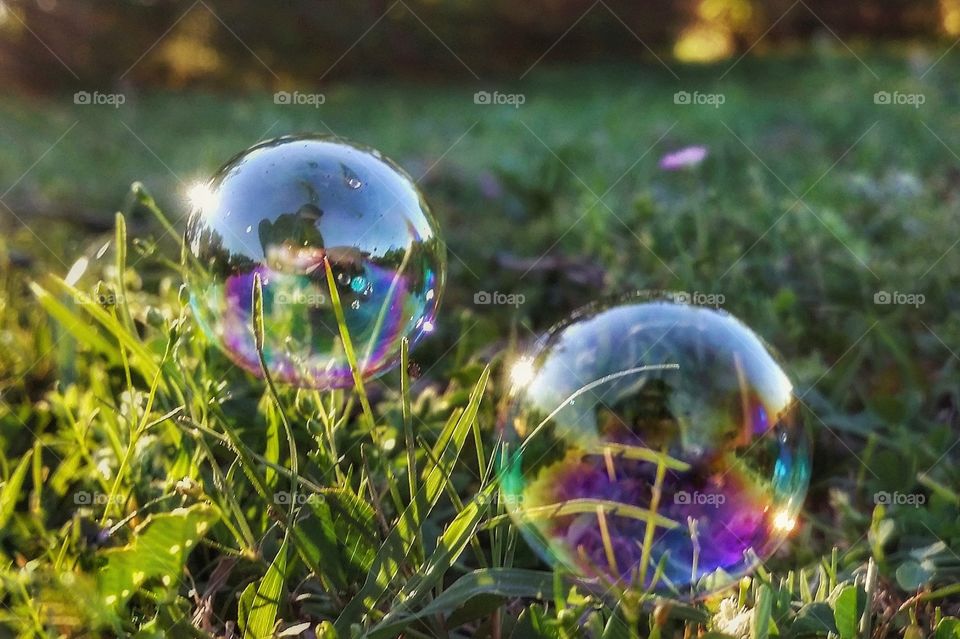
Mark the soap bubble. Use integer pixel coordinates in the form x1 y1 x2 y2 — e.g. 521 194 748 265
184 135 445 388
499 295 810 597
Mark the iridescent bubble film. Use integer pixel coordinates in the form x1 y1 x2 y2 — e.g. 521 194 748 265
500 296 810 596
184 135 445 388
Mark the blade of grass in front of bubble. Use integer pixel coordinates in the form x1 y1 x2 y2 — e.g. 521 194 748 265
322 256 376 431
359 242 413 371
486 498 678 530
322 258 406 511
253 273 299 527
311 389 345 484
638 447 669 588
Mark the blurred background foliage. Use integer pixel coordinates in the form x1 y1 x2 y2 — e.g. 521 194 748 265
2 0 960 91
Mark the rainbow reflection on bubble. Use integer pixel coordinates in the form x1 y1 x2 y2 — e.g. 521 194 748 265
184 135 445 388
499 296 810 597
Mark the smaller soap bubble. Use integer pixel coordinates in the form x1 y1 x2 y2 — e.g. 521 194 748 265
499 294 810 597
184 135 445 388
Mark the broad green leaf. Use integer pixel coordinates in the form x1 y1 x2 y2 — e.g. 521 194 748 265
98 504 218 609
896 559 935 590
317 487 379 574
788 602 837 637
237 582 257 636
936 618 960 639
263 399 280 490
832 585 861 639
244 537 290 639
291 488 378 591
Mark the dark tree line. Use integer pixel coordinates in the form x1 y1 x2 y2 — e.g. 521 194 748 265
0 0 947 92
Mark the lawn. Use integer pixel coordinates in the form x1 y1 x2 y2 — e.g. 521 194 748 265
1 52 959 637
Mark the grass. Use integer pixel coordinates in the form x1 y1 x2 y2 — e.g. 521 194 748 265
1 49 960 637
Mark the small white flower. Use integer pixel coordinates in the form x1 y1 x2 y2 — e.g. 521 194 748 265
713 597 752 638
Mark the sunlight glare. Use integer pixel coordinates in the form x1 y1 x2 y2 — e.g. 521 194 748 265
509 357 535 389
772 510 797 533
186 180 219 217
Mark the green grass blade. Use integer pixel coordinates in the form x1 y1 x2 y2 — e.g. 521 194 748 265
243 535 290 639
0 449 33 530
367 567 553 639
335 365 490 631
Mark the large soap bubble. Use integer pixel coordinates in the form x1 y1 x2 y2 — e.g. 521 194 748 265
499 295 810 596
184 135 445 388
